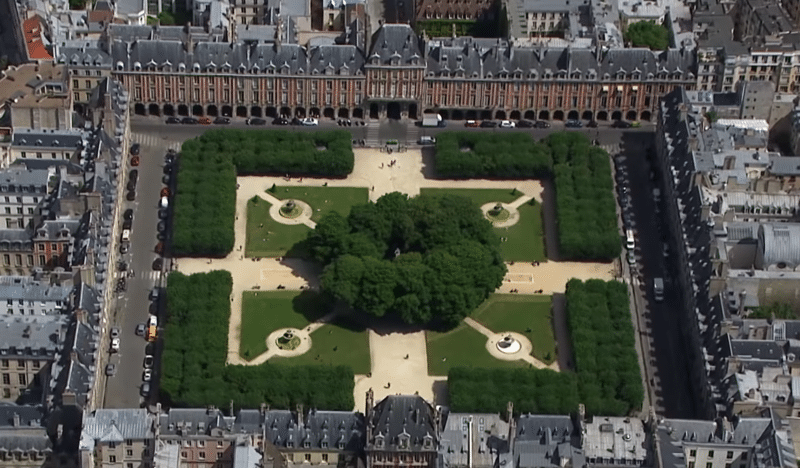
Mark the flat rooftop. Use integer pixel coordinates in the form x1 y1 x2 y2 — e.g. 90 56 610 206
0 63 68 109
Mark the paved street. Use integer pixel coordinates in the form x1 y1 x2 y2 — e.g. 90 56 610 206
103 137 179 409
615 132 697 419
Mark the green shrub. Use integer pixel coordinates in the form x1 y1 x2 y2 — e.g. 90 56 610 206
162 271 355 410
434 132 552 179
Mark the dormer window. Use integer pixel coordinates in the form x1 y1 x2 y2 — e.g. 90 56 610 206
337 441 345 449
321 441 328 448
423 436 433 449
398 435 409 450
375 435 384 449
304 441 311 448
133 62 142 71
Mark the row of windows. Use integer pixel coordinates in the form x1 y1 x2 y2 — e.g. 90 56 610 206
2 197 38 204
425 94 652 108
1 373 30 385
1 254 60 267
180 450 225 460
19 151 68 159
1 360 35 368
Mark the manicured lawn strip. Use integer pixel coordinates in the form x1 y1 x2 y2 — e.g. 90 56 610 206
472 294 555 363
272 318 371 374
269 186 369 222
419 188 520 206
426 325 528 376
245 198 311 257
238 291 328 359
499 201 545 262
162 271 354 410
419 188 546 262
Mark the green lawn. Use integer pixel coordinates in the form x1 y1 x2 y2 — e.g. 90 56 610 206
426 325 529 376
419 188 545 262
268 186 369 222
245 197 311 258
239 290 329 359
272 317 371 374
473 294 555 364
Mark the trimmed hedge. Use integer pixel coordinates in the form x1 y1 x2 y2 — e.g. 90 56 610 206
448 367 578 414
172 129 354 256
161 271 355 410
567 278 643 415
548 132 621 260
434 132 552 179
448 279 642 416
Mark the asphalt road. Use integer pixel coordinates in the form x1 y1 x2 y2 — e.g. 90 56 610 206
0 0 27 65
103 142 168 409
617 132 697 419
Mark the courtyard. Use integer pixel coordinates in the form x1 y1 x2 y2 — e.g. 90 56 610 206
172 146 617 411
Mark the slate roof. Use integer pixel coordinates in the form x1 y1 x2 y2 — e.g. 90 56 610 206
438 413 510 468
367 24 423 66
81 409 154 450
13 128 85 150
0 316 66 358
0 404 45 427
159 408 235 436
55 40 113 68
424 37 694 79
265 409 364 452
234 444 263 468
769 157 800 176
729 339 784 360
759 223 800 268
368 395 437 451
0 277 72 303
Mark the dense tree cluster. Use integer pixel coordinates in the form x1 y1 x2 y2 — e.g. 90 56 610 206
304 192 507 327
448 367 578 414
434 132 552 179
172 140 237 256
566 279 643 415
548 132 621 260
172 129 354 256
625 21 670 50
161 271 355 410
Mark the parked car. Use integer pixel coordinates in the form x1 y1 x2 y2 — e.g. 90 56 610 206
130 156 140 166
157 221 166 232
499 120 515 128
418 136 436 145
143 355 154 369
612 120 632 128
464 120 479 127
119 241 130 254
662 243 669 257
152 258 163 270
155 241 164 254
122 219 132 230
291 117 303 125
126 191 136 201
143 369 152 382
301 117 319 126
140 382 150 397
160 197 169 209
123 209 133 221
110 338 120 352
165 117 181 124
565 119 583 128
516 120 534 128
198 116 211 125
587 120 599 128
181 117 199 124
213 116 231 124
135 323 146 336
126 180 136 191
160 187 170 198
129 170 138 182
626 250 636 265
130 143 140 156
105 364 116 376
270 117 288 125
111 327 120 339
158 209 168 219
480 120 498 128
534 120 550 128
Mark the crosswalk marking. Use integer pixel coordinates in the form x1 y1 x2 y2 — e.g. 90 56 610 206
365 122 380 145
131 132 182 152
599 144 620 155
113 270 163 282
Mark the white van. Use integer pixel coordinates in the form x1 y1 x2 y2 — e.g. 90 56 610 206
625 229 635 250
160 197 169 209
121 229 131 242
653 278 665 302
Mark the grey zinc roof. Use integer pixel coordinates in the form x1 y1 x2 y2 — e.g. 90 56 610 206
0 404 45 427
0 165 49 192
0 316 66 355
13 128 85 150
307 45 364 75
234 444 262 468
522 0 573 12
368 24 423 66
265 409 364 451
55 41 113 68
82 409 153 444
514 415 582 468
0 434 52 452
0 277 72 303
234 409 263 434
729 339 784 360
759 223 800 268
769 157 800 176
369 395 436 450
438 413 510 468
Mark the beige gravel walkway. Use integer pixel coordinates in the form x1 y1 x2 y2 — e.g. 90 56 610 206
173 148 616 408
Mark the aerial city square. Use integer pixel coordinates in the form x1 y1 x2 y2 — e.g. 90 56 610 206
0 0 799 464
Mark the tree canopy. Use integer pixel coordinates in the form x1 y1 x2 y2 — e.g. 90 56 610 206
625 20 670 50
304 192 507 327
